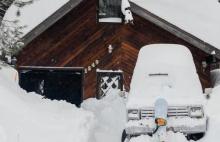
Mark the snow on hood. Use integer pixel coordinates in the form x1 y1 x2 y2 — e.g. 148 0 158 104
3 0 69 36
131 0 220 50
0 66 94 142
127 44 204 108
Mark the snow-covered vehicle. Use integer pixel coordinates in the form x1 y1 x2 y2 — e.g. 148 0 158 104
122 44 208 141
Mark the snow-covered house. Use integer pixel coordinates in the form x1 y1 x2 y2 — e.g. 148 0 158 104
5 0 220 104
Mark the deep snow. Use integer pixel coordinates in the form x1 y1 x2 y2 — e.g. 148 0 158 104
0 64 126 142
131 0 220 50
1 63 220 142
0 64 95 142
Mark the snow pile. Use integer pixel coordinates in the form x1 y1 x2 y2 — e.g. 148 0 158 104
0 66 95 142
131 0 220 49
82 90 127 142
128 44 204 108
4 0 69 35
203 85 220 142
206 85 220 117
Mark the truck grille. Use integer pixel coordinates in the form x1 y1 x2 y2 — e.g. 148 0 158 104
140 106 189 119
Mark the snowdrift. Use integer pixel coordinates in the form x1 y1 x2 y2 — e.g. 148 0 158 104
0 66 95 142
82 90 127 142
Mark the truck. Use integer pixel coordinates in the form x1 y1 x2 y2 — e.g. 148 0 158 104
122 44 208 142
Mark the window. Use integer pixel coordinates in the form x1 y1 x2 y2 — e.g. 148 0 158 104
98 0 123 23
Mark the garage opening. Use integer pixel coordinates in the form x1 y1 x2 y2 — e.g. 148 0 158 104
18 66 84 106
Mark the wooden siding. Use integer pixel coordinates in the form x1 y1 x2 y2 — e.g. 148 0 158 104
17 0 211 99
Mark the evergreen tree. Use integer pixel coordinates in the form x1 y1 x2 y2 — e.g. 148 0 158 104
0 0 34 64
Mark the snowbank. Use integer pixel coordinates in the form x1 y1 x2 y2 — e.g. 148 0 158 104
4 0 69 35
81 90 127 142
0 65 128 142
0 66 95 142
131 0 220 49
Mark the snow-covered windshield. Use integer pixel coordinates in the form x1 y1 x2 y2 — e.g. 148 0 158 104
127 44 203 107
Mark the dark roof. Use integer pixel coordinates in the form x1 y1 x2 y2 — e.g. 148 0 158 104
22 0 83 46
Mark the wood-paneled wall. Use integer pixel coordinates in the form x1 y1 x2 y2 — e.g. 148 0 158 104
17 0 211 99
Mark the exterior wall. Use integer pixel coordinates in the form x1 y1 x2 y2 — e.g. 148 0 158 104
17 0 211 99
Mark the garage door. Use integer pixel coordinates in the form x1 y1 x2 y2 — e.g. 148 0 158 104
18 66 84 106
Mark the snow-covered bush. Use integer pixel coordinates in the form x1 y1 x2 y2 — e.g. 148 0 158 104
0 0 35 63
0 20 25 63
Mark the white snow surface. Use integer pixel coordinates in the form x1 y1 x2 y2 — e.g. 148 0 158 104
3 0 69 35
131 0 220 50
0 66 95 142
0 65 127 142
81 90 127 142
127 44 204 108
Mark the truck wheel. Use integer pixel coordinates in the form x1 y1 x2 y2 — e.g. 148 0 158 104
186 133 205 141
121 129 130 142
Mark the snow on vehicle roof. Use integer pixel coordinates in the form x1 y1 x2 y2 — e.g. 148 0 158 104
131 0 220 50
127 44 204 108
3 0 69 35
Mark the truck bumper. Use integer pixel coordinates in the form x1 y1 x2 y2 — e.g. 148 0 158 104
125 117 207 135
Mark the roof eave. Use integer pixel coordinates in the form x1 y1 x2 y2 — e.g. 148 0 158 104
130 2 220 59
21 0 83 47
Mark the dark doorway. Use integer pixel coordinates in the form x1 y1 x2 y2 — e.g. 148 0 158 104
18 66 84 106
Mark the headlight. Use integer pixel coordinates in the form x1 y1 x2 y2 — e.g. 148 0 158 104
127 109 140 120
189 106 204 118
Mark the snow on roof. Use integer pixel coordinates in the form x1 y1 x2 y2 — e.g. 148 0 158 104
3 0 69 35
131 0 220 50
127 44 204 108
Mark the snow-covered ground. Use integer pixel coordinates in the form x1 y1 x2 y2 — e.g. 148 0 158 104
0 64 95 142
131 0 220 50
1 62 220 142
0 64 126 142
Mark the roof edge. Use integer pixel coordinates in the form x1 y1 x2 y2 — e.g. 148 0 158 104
21 0 83 46
131 2 220 59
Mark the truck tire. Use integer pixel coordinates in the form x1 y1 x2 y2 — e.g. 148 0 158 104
121 129 130 142
186 133 205 141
